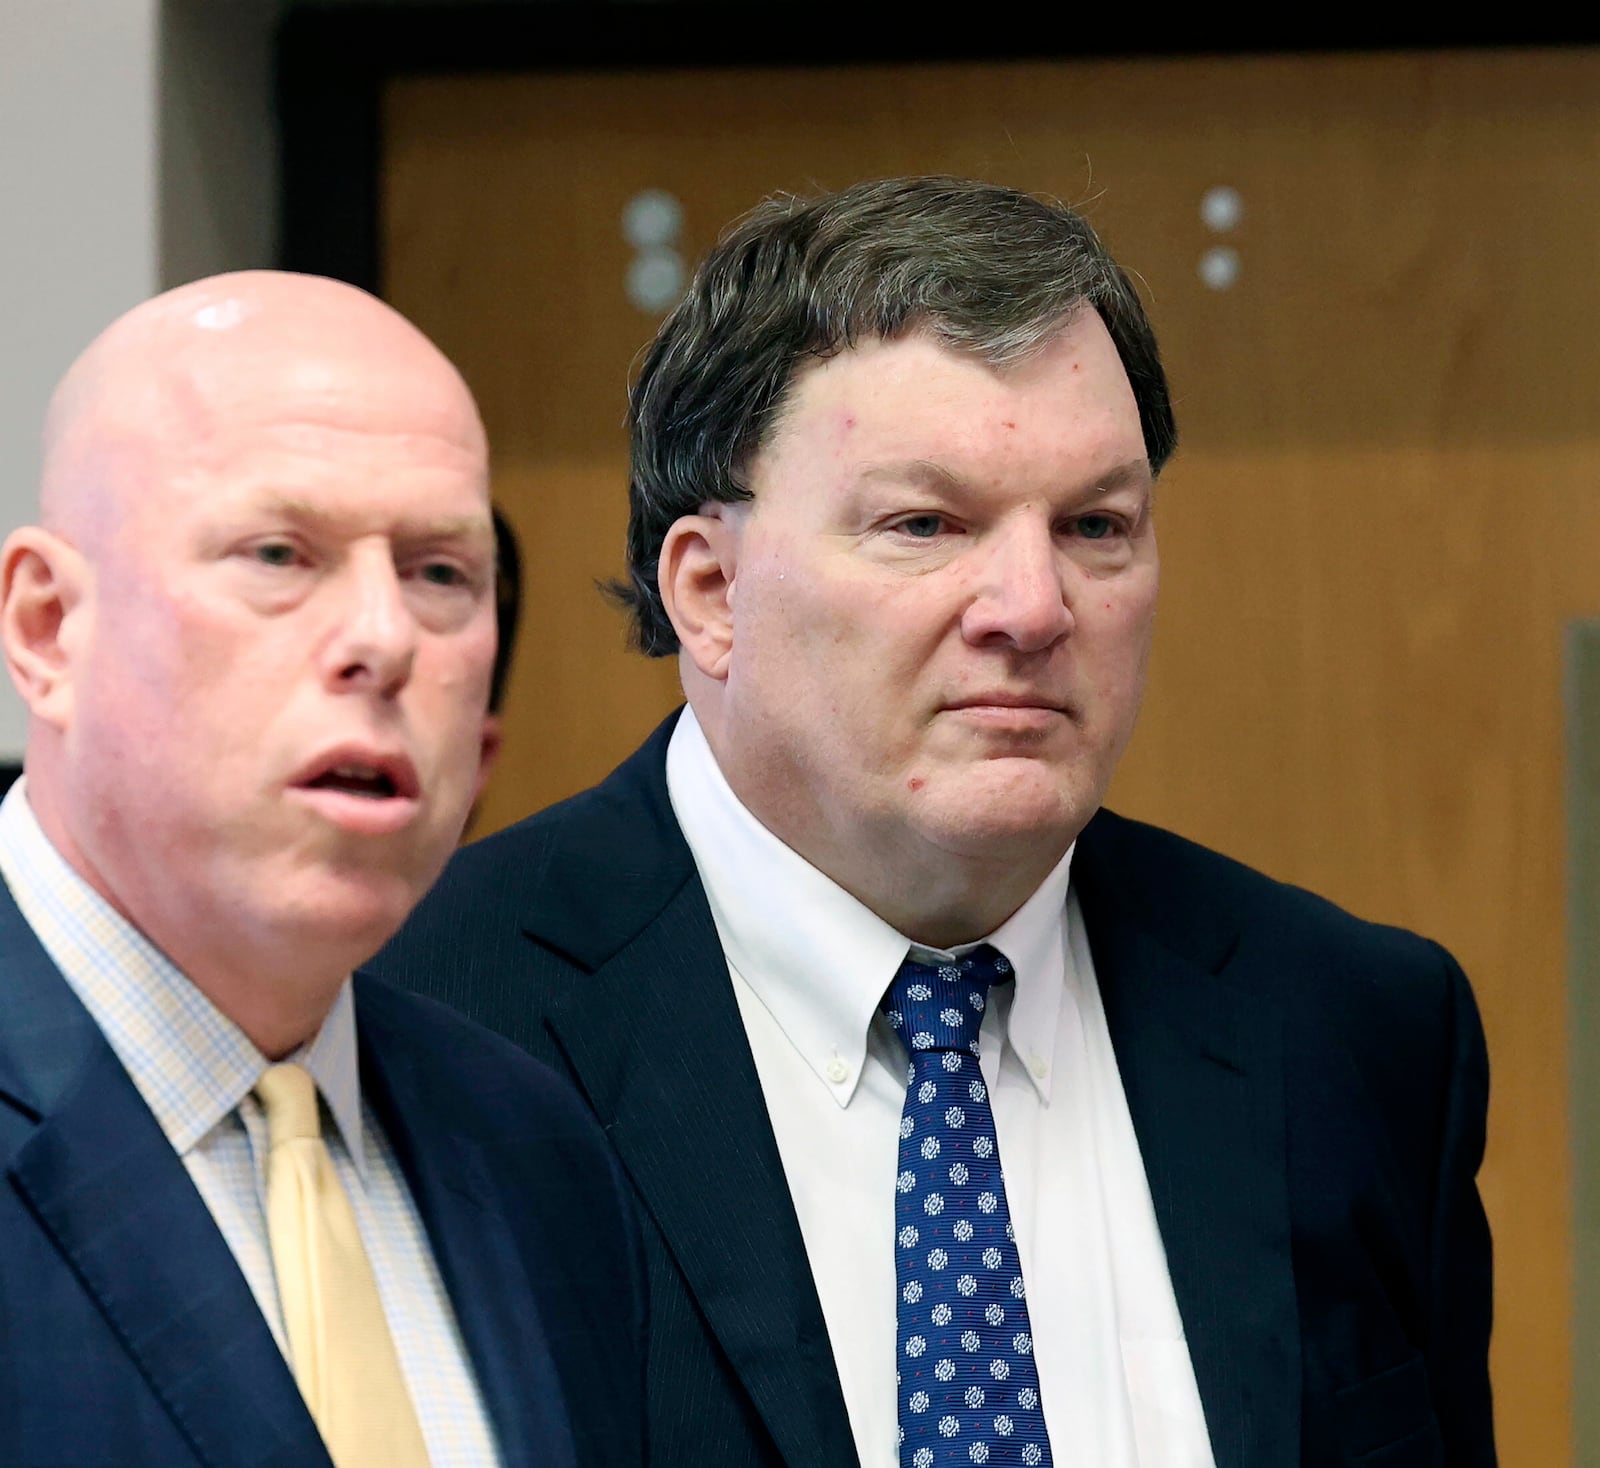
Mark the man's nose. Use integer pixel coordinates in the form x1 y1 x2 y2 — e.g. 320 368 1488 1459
324 548 418 695
959 524 1075 654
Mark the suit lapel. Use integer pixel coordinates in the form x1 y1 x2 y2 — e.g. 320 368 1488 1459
356 1003 577 1468
1074 815 1300 1468
527 720 858 1468
0 884 327 1468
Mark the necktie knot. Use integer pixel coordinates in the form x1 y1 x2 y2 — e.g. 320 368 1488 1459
256 1061 322 1149
883 943 1012 1061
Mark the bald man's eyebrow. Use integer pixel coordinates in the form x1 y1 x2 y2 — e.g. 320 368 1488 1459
250 496 492 541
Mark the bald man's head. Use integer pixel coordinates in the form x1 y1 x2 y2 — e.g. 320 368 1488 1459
2 270 500 1057
38 271 487 548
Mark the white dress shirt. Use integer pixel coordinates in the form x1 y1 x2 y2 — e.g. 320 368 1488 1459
0 779 500 1466
666 708 1215 1468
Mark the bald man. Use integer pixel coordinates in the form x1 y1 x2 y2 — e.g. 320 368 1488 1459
0 273 646 1468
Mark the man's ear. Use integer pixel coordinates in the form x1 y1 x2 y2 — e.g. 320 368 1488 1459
659 509 740 682
1 527 88 729
473 712 504 806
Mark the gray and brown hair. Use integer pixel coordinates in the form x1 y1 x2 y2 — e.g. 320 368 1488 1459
616 174 1177 656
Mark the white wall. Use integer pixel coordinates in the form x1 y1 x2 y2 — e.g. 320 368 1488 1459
0 0 282 758
0 0 163 756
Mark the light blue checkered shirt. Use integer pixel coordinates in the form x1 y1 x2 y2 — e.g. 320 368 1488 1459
0 780 500 1466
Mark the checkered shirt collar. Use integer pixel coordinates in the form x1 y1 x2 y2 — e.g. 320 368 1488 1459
0 779 365 1172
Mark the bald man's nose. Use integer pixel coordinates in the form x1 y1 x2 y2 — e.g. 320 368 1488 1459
324 550 417 695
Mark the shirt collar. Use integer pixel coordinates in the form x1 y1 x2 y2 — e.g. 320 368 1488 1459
0 779 366 1172
665 708 1072 1106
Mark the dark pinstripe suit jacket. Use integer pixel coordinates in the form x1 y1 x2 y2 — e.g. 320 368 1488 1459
371 712 1496 1468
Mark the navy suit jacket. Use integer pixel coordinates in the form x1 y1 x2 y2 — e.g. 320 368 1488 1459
371 713 1495 1468
0 876 648 1468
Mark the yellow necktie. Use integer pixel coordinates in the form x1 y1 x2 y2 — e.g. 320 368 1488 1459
256 1062 431 1468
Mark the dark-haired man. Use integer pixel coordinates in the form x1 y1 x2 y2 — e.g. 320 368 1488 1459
374 177 1495 1468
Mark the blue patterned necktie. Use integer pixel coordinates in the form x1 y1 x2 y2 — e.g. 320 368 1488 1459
883 945 1052 1468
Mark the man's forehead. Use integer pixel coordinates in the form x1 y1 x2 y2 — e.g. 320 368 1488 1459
40 272 485 530
766 322 1132 446
780 317 1112 408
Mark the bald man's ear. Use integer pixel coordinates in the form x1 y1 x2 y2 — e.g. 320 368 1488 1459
473 713 503 806
659 510 740 683
2 527 88 729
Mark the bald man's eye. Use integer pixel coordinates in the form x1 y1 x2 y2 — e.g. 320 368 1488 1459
250 541 300 568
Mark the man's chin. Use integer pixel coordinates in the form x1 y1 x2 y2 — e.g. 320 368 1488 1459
269 869 423 962
911 784 1093 864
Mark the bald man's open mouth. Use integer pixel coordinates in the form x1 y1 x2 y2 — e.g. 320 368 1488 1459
289 746 422 835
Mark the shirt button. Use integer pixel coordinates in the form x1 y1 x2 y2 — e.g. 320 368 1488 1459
1029 1054 1048 1081
826 1057 850 1084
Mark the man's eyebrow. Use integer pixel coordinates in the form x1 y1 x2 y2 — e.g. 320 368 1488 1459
853 460 970 493
852 458 1154 497
250 497 493 540
1093 459 1154 489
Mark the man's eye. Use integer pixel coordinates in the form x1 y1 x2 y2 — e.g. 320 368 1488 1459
1074 514 1119 542
252 541 299 567
418 561 469 587
896 515 947 539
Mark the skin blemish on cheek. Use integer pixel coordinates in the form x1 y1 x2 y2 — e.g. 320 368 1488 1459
907 776 926 792
1000 421 1016 430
